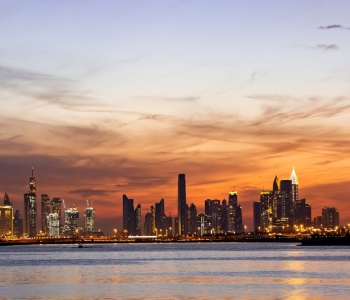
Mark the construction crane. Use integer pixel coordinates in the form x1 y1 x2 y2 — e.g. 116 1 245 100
86 200 93 207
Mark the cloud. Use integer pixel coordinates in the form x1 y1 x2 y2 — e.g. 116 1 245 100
0 64 100 110
315 44 338 50
318 25 350 30
69 189 114 197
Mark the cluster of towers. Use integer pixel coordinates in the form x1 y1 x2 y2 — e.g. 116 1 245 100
0 169 97 238
253 168 339 232
123 174 245 236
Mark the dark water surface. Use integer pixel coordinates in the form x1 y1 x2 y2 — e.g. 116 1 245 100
0 243 349 299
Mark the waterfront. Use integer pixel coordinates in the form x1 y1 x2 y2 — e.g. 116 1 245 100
1 243 349 299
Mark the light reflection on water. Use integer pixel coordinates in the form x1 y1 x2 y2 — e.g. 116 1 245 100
0 243 349 299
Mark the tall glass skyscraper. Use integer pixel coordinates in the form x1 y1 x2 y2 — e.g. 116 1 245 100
177 174 187 236
24 168 37 237
41 194 51 235
84 201 95 235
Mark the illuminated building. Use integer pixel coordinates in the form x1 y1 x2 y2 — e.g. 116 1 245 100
322 206 339 230
135 204 141 236
41 194 51 235
63 206 79 236
289 167 298 203
51 198 62 234
178 174 187 235
47 213 60 237
228 192 237 232
84 200 95 235
253 201 261 232
0 205 13 236
196 213 211 235
260 191 272 231
13 210 23 237
205 199 221 233
280 180 292 222
24 168 37 237
294 199 312 227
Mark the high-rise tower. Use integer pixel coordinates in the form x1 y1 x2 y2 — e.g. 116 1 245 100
178 174 187 236
3 193 12 206
228 191 237 232
84 200 95 235
289 167 298 203
41 194 51 235
24 168 37 237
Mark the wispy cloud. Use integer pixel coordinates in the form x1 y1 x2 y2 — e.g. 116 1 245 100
318 24 350 30
315 44 338 50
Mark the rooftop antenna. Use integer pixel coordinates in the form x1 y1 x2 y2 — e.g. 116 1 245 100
31 167 34 177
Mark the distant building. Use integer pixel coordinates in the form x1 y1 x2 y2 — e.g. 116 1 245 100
135 204 142 236
178 174 187 235
290 167 299 203
84 201 95 235
253 201 261 232
155 199 165 233
0 205 13 236
322 206 339 230
3 192 12 206
144 211 154 236
196 213 211 235
188 203 197 234
51 198 62 234
236 205 243 233
41 194 51 235
47 213 60 237
63 207 79 236
13 210 23 237
24 168 37 237
228 192 237 232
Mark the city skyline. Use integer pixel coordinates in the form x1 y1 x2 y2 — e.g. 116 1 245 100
1 1 350 233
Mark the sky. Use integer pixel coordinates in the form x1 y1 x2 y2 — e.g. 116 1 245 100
1 0 350 234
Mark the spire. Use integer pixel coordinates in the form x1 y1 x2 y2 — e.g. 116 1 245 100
290 167 298 185
273 175 280 192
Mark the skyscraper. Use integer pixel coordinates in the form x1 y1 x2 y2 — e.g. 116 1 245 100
135 204 142 236
24 168 37 237
51 198 62 234
322 206 339 229
228 191 237 232
47 213 60 237
178 174 187 236
41 194 51 235
84 200 95 235
155 199 165 233
3 193 12 206
0 205 13 236
253 201 262 232
13 210 23 237
123 194 136 236
280 180 292 221
63 206 79 236
290 167 298 203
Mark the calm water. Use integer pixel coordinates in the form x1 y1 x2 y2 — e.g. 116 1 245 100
0 242 349 299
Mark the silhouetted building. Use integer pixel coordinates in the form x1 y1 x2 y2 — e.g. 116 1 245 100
135 204 142 236
205 199 221 233
123 194 135 236
0 205 13 236
13 210 23 237
144 211 154 236
188 203 197 234
305 204 311 227
84 200 95 235
3 193 12 206
24 168 37 237
178 174 187 235
41 194 51 235
220 199 228 233
322 206 339 230
228 192 237 232
253 201 261 232
236 205 243 233
155 199 165 233
313 216 322 229
174 217 179 235
294 199 311 227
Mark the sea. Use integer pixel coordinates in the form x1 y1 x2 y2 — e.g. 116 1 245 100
0 242 349 300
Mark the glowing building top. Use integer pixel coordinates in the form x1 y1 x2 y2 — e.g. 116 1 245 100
289 167 298 185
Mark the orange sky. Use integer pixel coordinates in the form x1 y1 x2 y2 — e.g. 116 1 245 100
1 2 350 233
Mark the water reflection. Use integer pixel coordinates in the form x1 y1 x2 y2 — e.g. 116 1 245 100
1 243 350 299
